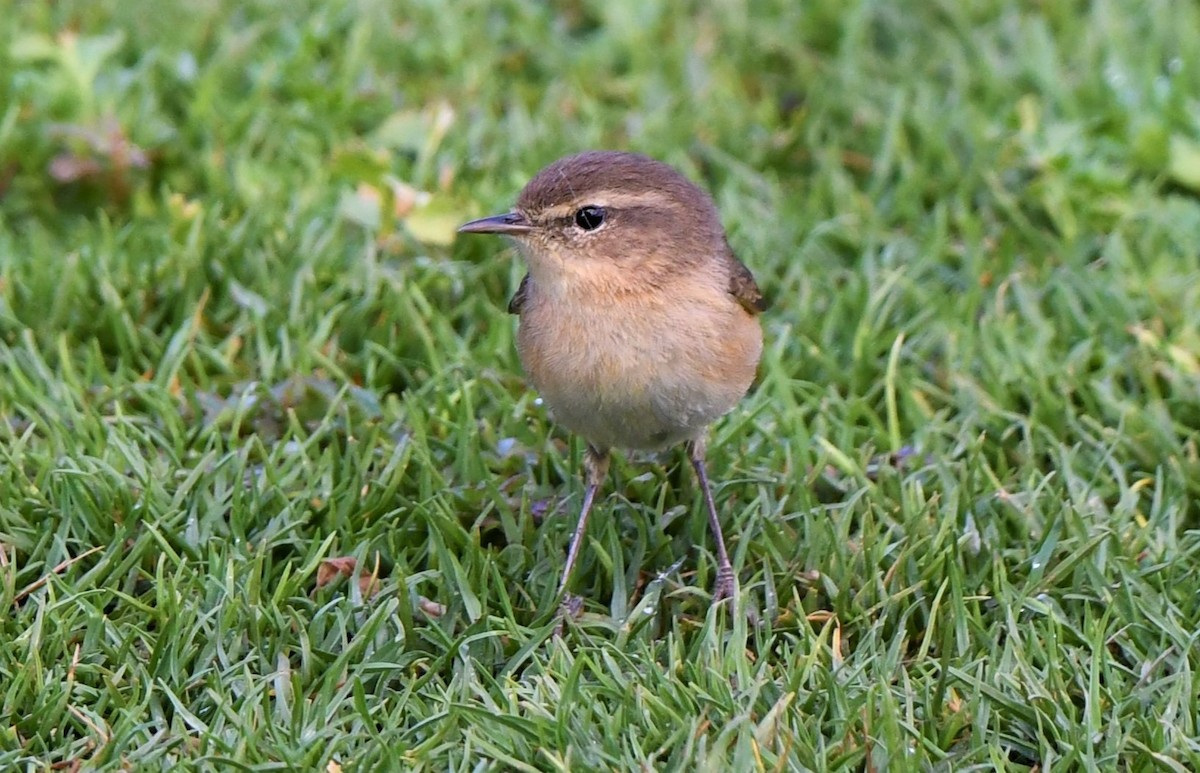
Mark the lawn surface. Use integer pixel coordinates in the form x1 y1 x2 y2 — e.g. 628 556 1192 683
3 0 1200 769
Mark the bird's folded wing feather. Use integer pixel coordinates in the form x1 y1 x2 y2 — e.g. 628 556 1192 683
508 273 531 315
726 250 767 314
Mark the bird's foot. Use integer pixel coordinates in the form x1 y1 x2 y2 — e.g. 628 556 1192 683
553 593 584 637
711 564 759 626
712 563 738 608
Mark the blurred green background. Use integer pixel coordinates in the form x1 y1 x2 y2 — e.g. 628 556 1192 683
2 0 1200 769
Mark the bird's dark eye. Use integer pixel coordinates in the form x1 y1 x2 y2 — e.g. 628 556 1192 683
574 205 606 230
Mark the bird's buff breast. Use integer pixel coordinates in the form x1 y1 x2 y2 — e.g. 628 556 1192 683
515 291 762 452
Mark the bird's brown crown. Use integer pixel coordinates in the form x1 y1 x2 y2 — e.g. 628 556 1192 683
516 151 717 222
510 151 728 276
458 150 765 312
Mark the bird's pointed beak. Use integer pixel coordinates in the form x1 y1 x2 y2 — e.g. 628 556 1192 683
457 212 534 235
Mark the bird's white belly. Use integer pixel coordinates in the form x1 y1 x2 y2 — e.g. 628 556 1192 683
536 366 724 451
516 297 758 452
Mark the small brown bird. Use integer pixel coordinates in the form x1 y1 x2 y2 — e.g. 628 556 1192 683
458 150 765 613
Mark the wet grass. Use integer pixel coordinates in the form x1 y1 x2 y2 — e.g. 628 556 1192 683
3 0 1200 768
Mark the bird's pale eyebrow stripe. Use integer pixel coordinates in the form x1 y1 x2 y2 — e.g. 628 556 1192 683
541 190 680 218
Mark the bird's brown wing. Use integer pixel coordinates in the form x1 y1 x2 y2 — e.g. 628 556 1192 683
726 248 767 314
508 273 531 315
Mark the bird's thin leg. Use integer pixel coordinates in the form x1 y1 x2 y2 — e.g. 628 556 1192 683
554 445 609 634
557 444 610 596
686 436 738 612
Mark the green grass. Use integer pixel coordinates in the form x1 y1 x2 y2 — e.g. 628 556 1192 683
3 0 1200 768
